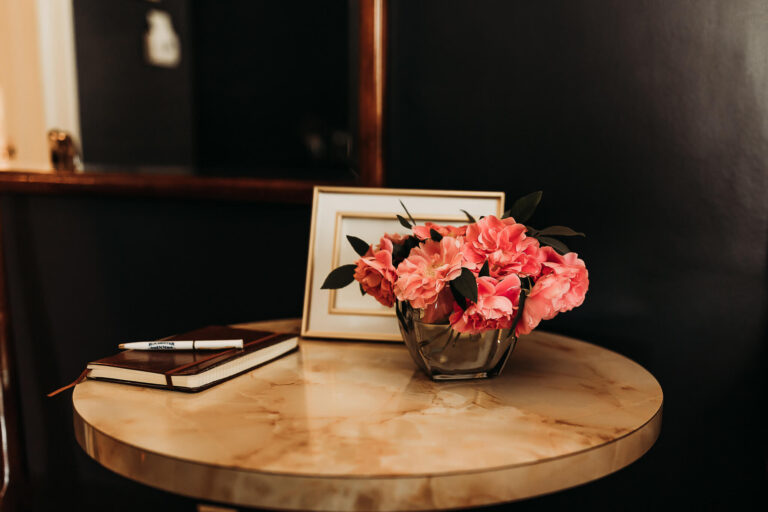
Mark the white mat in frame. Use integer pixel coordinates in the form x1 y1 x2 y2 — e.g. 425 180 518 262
301 187 505 341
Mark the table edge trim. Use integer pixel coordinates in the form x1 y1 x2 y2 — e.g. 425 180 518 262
72 394 663 480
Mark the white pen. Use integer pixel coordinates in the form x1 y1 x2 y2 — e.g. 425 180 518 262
118 339 244 350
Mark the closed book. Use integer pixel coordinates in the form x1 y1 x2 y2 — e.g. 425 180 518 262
85 326 298 392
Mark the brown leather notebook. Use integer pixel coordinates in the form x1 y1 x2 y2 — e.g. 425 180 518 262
85 326 298 392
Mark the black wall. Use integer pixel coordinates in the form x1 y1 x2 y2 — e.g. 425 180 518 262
2 196 311 510
3 0 766 509
387 0 767 508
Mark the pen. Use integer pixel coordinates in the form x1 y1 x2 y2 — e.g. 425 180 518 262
118 339 244 350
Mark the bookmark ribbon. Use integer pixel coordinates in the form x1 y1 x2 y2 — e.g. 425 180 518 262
47 368 91 397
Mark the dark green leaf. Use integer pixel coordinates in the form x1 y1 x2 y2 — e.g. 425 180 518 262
391 242 407 262
509 284 528 337
451 268 478 304
537 225 585 237
360 283 366 295
479 260 490 277
429 228 443 242
346 235 371 257
460 209 477 223
399 200 417 226
520 275 533 291
396 214 412 229
505 191 543 223
537 236 570 255
449 281 469 310
321 264 357 289
392 236 420 264
525 225 539 236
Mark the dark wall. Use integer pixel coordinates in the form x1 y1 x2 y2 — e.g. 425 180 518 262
388 0 767 508
2 196 311 510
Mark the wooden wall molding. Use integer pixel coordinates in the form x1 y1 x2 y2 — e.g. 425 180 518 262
0 171 350 204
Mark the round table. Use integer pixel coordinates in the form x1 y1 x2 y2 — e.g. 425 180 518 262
73 319 663 511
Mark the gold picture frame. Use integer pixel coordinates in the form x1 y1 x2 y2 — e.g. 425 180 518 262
301 186 505 341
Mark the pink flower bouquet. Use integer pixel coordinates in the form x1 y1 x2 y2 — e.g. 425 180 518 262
322 191 589 379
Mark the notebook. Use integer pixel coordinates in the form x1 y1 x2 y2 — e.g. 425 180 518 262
85 326 298 392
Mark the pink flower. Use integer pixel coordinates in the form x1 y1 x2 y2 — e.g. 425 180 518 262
449 275 522 334
515 275 565 336
462 216 543 278
354 237 397 307
412 222 468 241
384 232 410 244
540 247 589 312
394 237 464 308
516 247 589 335
420 288 456 323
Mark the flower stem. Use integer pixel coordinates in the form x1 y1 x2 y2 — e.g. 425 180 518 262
509 286 528 337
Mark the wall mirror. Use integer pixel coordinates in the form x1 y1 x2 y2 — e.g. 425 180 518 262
0 0 386 197
74 0 355 178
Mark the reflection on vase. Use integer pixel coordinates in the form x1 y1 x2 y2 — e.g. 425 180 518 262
396 301 517 380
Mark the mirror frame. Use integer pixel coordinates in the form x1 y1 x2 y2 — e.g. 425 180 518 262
0 0 387 204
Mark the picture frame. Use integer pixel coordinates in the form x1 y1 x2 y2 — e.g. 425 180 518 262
301 186 506 341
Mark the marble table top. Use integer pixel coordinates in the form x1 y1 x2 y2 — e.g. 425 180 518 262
73 319 663 511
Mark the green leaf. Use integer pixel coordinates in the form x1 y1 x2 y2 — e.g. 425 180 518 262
479 260 490 277
396 214 412 229
346 235 370 257
321 264 357 289
399 200 417 226
520 275 533 291
537 236 570 255
537 225 585 237
449 281 469 310
360 283 366 295
460 209 477 223
451 268 478 304
429 228 443 242
392 236 419 263
505 191 543 223
509 283 529 337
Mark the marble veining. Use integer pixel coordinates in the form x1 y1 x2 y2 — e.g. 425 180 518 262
73 319 662 510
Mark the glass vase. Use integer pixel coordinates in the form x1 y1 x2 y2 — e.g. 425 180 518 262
395 301 518 380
